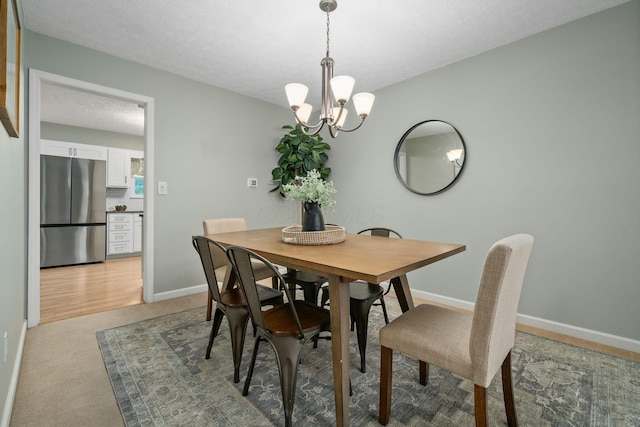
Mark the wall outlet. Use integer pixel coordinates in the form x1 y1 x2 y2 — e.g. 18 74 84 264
247 178 258 188
3 331 7 363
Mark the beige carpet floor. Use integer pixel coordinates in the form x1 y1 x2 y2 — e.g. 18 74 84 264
9 293 207 427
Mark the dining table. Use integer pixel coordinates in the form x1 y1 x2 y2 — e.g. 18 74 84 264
204 226 465 427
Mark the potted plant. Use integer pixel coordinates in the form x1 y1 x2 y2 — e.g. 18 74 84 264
282 169 336 231
271 124 331 197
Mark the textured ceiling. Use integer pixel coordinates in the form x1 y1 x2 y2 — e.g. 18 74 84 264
24 0 630 135
41 84 144 136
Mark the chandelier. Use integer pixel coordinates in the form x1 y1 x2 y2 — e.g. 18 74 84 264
284 0 375 138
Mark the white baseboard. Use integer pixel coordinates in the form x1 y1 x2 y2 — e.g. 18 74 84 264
411 289 640 354
1 320 27 427
152 284 640 354
154 284 208 302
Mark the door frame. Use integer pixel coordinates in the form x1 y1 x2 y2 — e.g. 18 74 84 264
27 69 156 327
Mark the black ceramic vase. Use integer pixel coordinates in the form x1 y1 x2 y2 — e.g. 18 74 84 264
302 202 325 231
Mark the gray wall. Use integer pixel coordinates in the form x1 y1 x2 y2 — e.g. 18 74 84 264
41 122 144 151
0 17 26 418
327 1 640 341
23 30 294 296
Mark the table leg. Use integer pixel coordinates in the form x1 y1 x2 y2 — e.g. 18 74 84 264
328 274 351 427
391 274 414 312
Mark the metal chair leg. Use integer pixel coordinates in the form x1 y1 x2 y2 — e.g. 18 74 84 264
379 294 390 324
351 300 374 373
243 337 262 396
226 308 250 383
206 308 225 359
270 335 306 427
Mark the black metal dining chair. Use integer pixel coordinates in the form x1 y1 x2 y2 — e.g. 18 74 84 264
320 227 402 373
192 236 283 383
282 269 328 305
226 245 332 427
202 218 279 321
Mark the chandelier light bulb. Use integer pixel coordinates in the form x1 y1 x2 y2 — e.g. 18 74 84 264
352 92 375 117
285 83 308 108
297 103 313 123
330 76 355 103
331 107 348 127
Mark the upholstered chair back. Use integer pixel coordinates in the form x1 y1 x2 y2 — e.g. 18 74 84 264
202 218 247 275
469 234 534 387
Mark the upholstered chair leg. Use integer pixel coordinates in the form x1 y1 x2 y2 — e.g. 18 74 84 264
206 309 225 359
227 309 251 383
419 360 429 386
271 336 305 427
501 351 518 427
243 337 261 396
379 346 393 425
474 384 488 427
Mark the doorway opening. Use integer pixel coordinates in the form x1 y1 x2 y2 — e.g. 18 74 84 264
28 70 156 327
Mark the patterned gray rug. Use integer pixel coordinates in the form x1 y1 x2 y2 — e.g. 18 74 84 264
97 300 639 426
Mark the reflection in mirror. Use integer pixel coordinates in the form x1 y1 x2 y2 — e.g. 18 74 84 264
394 120 466 195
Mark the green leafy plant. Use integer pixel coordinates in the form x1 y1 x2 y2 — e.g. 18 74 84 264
271 124 331 196
282 169 337 208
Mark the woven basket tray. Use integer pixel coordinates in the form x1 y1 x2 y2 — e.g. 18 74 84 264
281 225 346 246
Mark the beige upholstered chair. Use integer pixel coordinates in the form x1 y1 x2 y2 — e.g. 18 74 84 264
378 234 534 427
202 218 277 321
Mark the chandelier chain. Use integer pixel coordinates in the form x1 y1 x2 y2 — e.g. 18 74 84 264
326 12 331 57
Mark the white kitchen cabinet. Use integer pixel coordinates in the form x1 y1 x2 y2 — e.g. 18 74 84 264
107 213 133 255
108 212 143 256
133 214 143 253
41 139 106 160
107 148 129 187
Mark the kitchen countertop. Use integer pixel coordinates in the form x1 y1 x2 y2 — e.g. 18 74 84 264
107 210 144 214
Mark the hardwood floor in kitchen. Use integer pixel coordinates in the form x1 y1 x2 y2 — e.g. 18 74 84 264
40 256 144 324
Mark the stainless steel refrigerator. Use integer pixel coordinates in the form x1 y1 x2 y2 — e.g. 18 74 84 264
40 155 107 268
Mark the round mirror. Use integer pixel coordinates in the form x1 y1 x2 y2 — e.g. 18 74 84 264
394 120 466 195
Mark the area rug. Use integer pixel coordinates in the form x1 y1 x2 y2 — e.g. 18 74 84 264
97 300 639 426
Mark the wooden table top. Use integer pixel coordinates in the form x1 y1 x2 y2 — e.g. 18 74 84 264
204 227 466 284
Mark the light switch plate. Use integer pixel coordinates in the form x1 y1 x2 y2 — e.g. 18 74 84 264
157 181 168 195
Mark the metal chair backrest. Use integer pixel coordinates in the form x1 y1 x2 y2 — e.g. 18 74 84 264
226 246 305 339
358 227 403 239
192 235 227 306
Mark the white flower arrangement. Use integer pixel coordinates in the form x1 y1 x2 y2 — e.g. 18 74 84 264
282 169 337 208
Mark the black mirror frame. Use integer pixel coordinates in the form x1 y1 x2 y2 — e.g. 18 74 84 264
393 120 467 196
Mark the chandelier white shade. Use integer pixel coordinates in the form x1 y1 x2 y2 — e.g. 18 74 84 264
284 0 374 138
